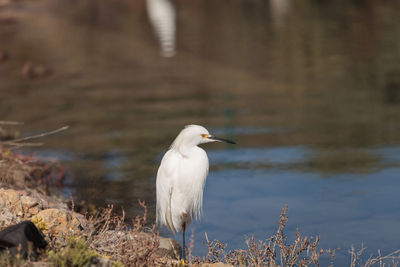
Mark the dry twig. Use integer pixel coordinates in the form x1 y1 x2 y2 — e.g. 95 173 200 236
2 126 69 147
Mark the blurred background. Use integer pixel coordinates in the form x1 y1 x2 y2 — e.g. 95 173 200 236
1 0 400 264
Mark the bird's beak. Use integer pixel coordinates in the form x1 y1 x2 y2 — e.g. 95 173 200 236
204 134 236 144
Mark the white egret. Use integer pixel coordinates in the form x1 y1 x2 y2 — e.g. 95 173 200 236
156 125 235 261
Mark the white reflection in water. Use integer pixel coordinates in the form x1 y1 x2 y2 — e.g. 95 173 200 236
146 0 176 57
269 0 291 28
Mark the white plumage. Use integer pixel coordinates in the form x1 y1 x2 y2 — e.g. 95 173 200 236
155 125 235 260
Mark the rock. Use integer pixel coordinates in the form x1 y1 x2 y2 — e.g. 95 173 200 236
0 188 44 218
158 236 180 259
26 188 69 210
130 232 180 259
32 208 86 236
0 187 69 213
0 209 21 230
0 188 20 204
0 187 88 237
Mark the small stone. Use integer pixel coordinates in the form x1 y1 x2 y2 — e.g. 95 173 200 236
158 236 180 259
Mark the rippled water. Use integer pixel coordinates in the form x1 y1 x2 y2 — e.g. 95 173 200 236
1 0 400 264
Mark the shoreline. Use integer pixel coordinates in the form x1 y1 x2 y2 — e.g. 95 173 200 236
2 149 399 266
0 143 235 266
0 143 183 266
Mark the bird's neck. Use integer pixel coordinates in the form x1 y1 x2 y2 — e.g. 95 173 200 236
174 145 198 157
171 136 199 157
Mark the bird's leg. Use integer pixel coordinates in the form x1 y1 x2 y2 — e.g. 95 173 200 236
181 221 186 262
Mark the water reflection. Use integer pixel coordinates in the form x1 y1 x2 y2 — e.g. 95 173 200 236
269 0 291 29
146 0 176 57
208 146 310 166
211 126 287 136
383 73 400 105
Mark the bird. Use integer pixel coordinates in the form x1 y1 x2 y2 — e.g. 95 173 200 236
156 125 235 261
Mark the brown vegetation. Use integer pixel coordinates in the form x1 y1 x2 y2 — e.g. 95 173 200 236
85 202 169 266
194 206 400 267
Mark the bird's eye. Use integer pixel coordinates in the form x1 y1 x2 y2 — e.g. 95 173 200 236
201 134 209 138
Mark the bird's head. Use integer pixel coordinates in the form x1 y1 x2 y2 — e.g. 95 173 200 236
171 125 235 153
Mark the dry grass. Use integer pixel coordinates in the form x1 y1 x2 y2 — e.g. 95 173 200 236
349 245 400 267
196 206 400 267
85 200 164 267
195 206 322 267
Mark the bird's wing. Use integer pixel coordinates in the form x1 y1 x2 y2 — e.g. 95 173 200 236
181 147 209 221
156 149 178 234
